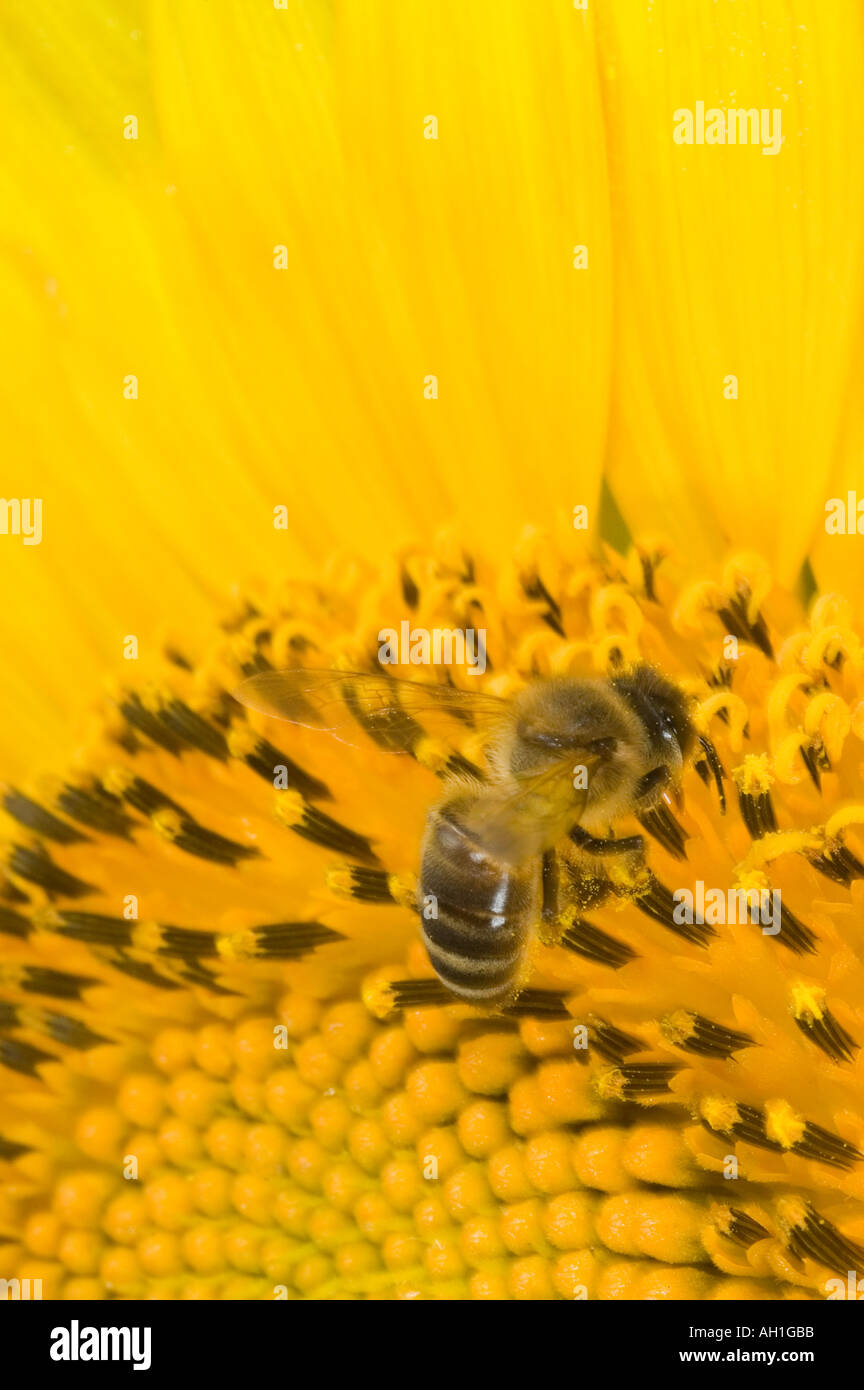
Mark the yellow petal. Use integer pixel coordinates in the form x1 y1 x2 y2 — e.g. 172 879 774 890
0 1 611 772
597 0 864 585
809 359 864 597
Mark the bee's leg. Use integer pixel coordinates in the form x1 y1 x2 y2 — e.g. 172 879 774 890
557 840 614 915
566 827 647 912
569 825 644 857
633 765 670 806
632 767 690 860
541 844 605 942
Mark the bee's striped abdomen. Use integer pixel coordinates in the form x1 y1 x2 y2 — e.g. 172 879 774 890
419 800 537 1004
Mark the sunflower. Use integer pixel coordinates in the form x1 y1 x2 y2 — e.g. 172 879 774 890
1 0 864 1303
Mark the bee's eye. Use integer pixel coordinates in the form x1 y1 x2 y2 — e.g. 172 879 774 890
517 726 619 756
587 737 618 756
521 728 568 751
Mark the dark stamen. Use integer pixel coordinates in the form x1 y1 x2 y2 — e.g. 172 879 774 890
589 1018 644 1062
109 954 183 991
246 921 346 959
119 695 184 755
158 701 230 760
0 1136 30 1159
793 1122 861 1171
785 1204 864 1272
807 841 864 888
339 868 396 904
177 961 240 996
773 904 818 956
521 574 565 637
737 789 777 839
608 1062 679 1099
503 989 570 1020
634 876 715 947
725 1208 770 1248
289 805 379 866
717 593 774 660
157 927 219 958
239 735 331 801
54 912 134 947
694 735 727 813
637 803 689 859
56 783 135 839
170 821 259 867
40 1011 107 1049
667 1012 754 1059
400 566 420 610
2 790 88 845
19 966 96 1001
0 1037 54 1077
559 917 637 969
729 1104 783 1152
0 908 30 939
795 1007 858 1064
7 846 94 900
389 978 452 1010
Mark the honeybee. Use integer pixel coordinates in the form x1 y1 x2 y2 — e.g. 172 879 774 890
233 665 695 1007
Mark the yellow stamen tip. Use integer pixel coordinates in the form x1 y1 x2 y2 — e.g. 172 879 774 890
217 932 258 962
130 921 165 952
790 982 826 1023
700 1096 739 1134
731 753 774 796
387 874 418 910
274 790 306 828
227 726 259 759
362 973 400 1021
151 808 182 841
413 737 450 773
326 867 356 897
662 1011 697 1045
825 805 864 840
102 766 133 797
764 1100 806 1150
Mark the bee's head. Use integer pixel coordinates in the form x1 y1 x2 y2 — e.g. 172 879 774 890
509 680 631 778
611 665 695 773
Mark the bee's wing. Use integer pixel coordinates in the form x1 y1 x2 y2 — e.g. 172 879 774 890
232 669 508 755
460 758 588 863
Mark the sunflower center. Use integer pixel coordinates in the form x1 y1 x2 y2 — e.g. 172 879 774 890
1 538 863 1300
